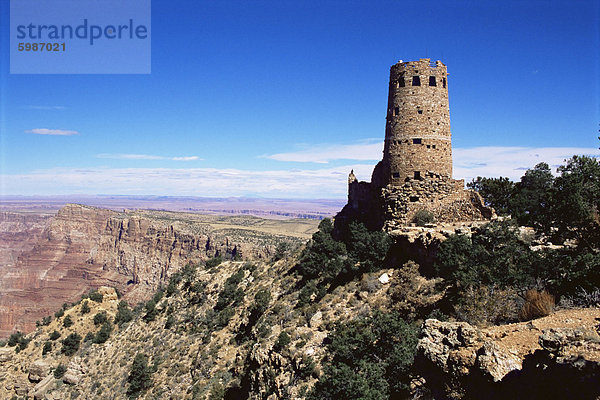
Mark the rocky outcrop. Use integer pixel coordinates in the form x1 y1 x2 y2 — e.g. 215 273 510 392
0 212 52 269
63 358 85 385
28 360 51 382
32 374 55 400
416 309 600 399
0 204 315 337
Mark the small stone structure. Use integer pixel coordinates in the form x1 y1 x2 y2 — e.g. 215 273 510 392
336 59 493 231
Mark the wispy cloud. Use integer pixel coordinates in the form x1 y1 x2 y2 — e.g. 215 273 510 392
24 105 66 110
25 128 79 136
264 141 599 182
96 154 201 161
453 146 600 182
3 145 598 199
264 139 382 163
0 165 373 198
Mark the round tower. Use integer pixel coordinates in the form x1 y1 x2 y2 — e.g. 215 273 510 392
380 58 452 185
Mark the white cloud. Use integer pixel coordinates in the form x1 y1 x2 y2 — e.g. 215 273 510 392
264 141 599 182
3 144 598 199
25 128 79 136
453 146 600 182
96 154 201 161
24 105 66 110
0 165 375 198
264 139 383 163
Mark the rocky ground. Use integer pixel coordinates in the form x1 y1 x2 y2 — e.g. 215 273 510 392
0 249 597 399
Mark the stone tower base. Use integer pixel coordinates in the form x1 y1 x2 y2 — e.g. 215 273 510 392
381 172 494 230
334 171 494 235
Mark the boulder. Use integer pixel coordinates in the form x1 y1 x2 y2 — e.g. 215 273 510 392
0 347 13 363
63 359 86 385
28 360 51 382
309 311 322 328
13 379 29 396
475 341 522 382
378 273 390 284
32 374 55 399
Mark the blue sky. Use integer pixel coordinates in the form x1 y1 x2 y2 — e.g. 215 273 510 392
1 0 599 198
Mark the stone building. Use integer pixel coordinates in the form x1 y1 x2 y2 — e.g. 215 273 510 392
336 59 493 232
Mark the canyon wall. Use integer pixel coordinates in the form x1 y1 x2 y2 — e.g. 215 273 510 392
0 204 312 338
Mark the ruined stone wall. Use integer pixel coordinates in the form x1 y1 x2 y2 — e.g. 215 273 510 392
381 173 492 229
376 58 452 186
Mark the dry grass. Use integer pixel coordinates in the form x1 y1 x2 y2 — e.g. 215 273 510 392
520 289 555 321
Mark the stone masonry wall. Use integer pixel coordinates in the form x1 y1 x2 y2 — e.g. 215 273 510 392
376 58 452 186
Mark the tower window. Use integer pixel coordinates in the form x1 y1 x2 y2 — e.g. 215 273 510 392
410 196 419 202
393 106 399 116
429 76 437 86
417 109 423 114
414 171 421 180
397 78 405 88
412 138 422 144
442 78 447 88
432 144 436 149
412 76 421 86
392 172 400 178
426 145 431 149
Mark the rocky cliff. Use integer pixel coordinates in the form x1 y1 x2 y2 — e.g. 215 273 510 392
0 212 52 269
416 308 600 399
0 204 317 338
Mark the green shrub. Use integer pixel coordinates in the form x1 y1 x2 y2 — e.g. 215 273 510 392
467 176 515 215
84 332 95 342
205 256 223 269
249 289 271 319
49 330 61 341
93 321 113 344
215 307 235 328
298 219 390 283
273 241 294 261
54 364 67 379
274 331 291 352
309 310 418 399
7 331 30 353
7 331 24 347
297 219 348 281
215 269 245 311
435 220 539 291
127 353 153 399
165 272 182 297
454 285 520 326
40 316 52 326
42 341 52 356
63 315 73 328
93 312 108 326
55 309 64 319
164 314 175 330
412 209 435 226
115 301 134 326
88 290 103 303
61 333 82 356
80 300 90 315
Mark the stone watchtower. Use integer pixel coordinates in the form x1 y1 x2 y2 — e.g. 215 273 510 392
380 59 451 184
337 59 493 232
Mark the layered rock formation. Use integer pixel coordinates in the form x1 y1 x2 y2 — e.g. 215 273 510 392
0 204 316 338
416 308 600 399
0 212 52 269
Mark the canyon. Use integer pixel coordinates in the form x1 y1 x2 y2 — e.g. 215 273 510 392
0 204 319 338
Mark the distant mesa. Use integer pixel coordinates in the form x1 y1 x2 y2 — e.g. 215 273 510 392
335 59 494 232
